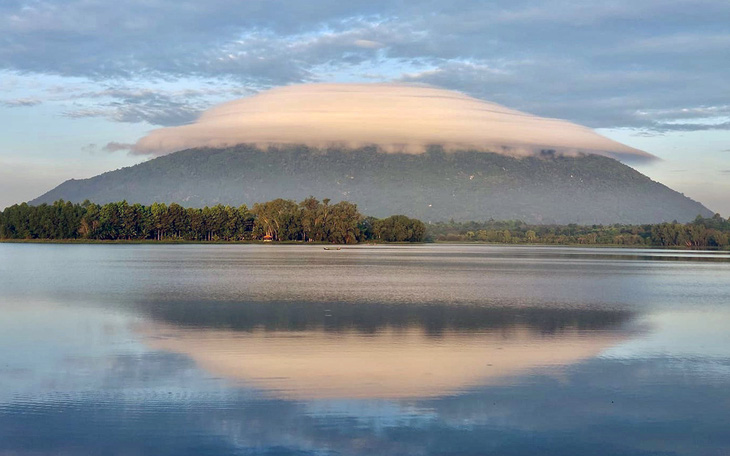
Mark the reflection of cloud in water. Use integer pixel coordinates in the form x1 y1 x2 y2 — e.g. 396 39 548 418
139 304 633 399
602 309 730 361
143 326 626 399
3 357 728 456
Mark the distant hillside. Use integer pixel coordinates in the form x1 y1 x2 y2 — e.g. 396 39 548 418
31 145 712 224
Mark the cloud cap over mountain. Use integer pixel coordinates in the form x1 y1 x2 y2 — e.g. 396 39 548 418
134 83 654 161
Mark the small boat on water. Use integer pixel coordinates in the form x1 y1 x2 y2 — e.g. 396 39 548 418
323 247 342 251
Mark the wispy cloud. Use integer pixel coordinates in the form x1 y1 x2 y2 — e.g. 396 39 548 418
64 105 200 127
647 121 730 133
2 98 41 107
0 0 729 131
60 87 251 126
102 142 134 153
81 143 97 153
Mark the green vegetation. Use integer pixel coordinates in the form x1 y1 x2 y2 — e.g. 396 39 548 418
0 199 426 243
427 214 730 248
2 199 726 248
32 145 712 225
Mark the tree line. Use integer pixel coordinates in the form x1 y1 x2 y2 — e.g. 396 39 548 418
427 214 730 248
0 198 426 243
2 199 728 248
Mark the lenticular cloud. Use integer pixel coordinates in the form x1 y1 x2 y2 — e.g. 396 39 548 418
134 83 653 161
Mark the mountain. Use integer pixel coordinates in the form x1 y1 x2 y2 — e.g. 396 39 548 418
31 145 712 224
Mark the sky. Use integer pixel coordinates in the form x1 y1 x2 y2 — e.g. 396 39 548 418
0 0 728 214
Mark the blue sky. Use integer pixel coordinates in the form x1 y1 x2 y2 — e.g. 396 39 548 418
1 0 728 214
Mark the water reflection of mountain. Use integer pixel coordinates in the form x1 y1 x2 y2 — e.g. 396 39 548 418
138 300 633 336
138 302 635 399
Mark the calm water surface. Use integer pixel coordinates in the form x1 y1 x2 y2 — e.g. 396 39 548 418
1 244 729 455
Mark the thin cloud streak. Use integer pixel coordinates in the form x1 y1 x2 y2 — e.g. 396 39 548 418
103 142 134 153
2 98 42 107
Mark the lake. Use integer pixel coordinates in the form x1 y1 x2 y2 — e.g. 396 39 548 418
1 244 729 455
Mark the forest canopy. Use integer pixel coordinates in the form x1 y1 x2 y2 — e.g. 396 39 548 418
1 199 728 248
0 198 426 243
427 215 730 248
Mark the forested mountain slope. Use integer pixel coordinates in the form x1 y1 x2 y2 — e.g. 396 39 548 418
32 145 712 224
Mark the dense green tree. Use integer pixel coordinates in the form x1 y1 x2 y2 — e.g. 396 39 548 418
426 215 729 248
150 202 167 241
373 215 426 242
188 208 204 240
325 201 361 244
299 196 320 242
252 199 302 241
2 201 728 248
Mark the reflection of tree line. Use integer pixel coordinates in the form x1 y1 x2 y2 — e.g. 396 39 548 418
0 198 425 243
138 300 633 336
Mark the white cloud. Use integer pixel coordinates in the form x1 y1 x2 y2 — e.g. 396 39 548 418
354 39 384 49
134 83 654 162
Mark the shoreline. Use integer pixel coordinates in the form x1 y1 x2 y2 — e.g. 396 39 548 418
2 238 727 251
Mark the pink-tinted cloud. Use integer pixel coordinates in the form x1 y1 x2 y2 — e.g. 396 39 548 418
134 83 654 161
